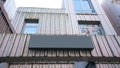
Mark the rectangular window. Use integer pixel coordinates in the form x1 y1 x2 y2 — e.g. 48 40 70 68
73 0 95 13
79 21 104 35
23 19 38 34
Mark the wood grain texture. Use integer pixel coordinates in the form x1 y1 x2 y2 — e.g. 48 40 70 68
101 0 120 35
8 62 120 68
11 0 117 35
0 34 119 59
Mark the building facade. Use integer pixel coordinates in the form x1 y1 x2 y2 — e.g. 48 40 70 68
101 0 120 35
0 0 120 68
0 0 15 33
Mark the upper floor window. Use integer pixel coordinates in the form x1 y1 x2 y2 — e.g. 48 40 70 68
73 0 95 13
23 19 38 34
79 21 104 35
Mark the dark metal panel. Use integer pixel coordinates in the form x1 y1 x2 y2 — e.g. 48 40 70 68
29 35 94 50
86 62 96 68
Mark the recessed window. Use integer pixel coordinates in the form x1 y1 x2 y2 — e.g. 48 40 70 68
79 21 104 35
73 0 95 13
23 19 38 34
74 62 96 68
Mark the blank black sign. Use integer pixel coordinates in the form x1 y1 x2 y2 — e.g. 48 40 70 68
29 35 94 50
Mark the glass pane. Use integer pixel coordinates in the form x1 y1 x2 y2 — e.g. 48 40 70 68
73 0 93 13
82 0 90 9
24 23 38 34
73 0 82 13
79 24 88 28
82 0 92 13
80 24 101 35
81 28 90 35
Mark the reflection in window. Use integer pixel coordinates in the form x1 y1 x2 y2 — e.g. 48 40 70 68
73 0 94 13
23 19 38 34
79 21 104 35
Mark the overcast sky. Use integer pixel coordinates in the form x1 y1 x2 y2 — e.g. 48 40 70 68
15 0 62 8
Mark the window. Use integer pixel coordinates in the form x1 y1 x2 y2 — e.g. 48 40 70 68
79 21 104 35
23 19 38 34
73 0 95 13
74 62 96 68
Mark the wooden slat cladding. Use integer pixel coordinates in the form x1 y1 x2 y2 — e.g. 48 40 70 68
0 34 120 61
62 0 117 35
12 4 117 35
8 62 120 68
96 63 120 68
94 0 117 35
0 14 12 33
76 14 100 21
12 13 74 34
9 63 74 68
17 7 65 13
101 0 120 35
0 3 15 33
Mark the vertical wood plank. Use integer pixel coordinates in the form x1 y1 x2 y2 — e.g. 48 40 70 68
110 36 120 55
50 14 55 34
65 14 72 34
101 36 113 57
91 36 102 57
41 14 47 34
2 34 16 57
105 35 119 57
15 34 27 57
96 36 109 57
23 35 30 57
0 33 5 48
55 14 60 34
10 34 21 57
45 14 51 34
0 34 10 57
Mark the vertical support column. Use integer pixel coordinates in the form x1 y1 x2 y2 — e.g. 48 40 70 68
63 0 80 34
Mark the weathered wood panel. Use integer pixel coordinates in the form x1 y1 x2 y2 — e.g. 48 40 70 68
12 12 74 34
76 14 100 21
17 7 65 13
9 64 74 68
12 2 117 35
8 62 120 68
0 3 15 33
91 0 117 35
101 0 120 35
61 0 117 35
0 34 119 62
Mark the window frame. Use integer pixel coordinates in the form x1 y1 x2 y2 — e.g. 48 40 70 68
78 21 105 35
23 19 39 34
73 0 96 14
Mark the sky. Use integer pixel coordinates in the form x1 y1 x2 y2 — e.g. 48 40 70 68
14 0 62 8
